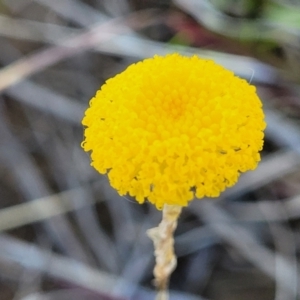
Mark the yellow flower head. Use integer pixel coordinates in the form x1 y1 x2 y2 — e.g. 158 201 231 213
82 54 266 209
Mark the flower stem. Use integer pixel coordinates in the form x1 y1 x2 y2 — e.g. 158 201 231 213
147 204 182 300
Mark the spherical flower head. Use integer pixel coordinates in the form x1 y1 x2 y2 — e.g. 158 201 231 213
82 54 266 209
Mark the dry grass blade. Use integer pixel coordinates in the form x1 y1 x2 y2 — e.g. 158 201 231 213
0 235 202 300
0 187 99 232
225 194 300 222
0 234 120 295
193 200 300 297
0 14 77 43
32 0 108 26
0 9 160 92
0 12 279 87
258 201 298 300
6 80 85 124
174 0 300 41
265 108 300 151
0 107 90 263
223 150 300 198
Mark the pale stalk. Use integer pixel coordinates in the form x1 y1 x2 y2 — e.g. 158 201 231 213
147 204 182 300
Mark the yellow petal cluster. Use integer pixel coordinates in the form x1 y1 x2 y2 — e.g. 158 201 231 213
82 54 266 209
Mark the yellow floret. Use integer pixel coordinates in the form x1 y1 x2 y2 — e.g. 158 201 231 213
82 53 266 209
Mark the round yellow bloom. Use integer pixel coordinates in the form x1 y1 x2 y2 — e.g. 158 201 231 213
82 54 266 209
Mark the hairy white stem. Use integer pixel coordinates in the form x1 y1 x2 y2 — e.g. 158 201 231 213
147 204 182 300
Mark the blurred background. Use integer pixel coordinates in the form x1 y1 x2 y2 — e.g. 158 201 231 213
0 0 300 299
